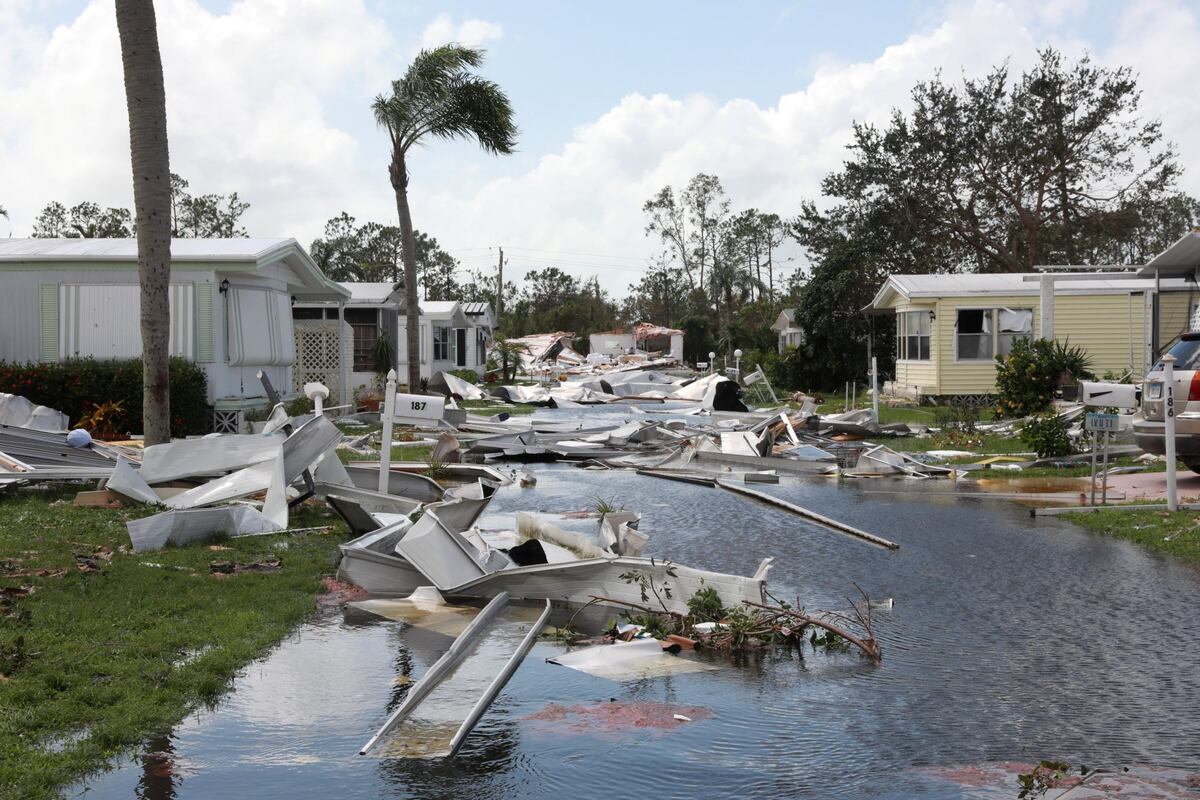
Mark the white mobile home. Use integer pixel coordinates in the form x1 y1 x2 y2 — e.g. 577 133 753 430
771 308 804 354
294 289 494 391
0 238 349 430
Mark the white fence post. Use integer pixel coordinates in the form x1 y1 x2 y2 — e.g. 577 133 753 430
378 369 397 494
1163 354 1178 512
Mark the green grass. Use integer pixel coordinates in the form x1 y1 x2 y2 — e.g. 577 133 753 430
1069 507 1200 566
337 443 435 464
0 486 350 799
804 401 997 425
459 399 537 415
886 432 1032 455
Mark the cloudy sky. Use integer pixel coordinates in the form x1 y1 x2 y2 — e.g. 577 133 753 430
2 0 1198 291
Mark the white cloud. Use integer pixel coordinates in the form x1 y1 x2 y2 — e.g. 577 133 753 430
419 14 503 50
0 0 394 240
3 0 1198 293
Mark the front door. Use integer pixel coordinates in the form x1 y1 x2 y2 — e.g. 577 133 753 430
455 328 468 367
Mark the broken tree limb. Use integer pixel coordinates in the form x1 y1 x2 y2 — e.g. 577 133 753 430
715 479 899 551
743 600 881 664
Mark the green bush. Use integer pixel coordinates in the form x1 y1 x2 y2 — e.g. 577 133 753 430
1020 413 1073 458
995 338 1096 418
448 368 480 383
0 357 209 436
995 339 1059 417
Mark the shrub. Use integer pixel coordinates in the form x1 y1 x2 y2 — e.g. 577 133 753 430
933 402 979 433
995 338 1059 417
996 338 1097 418
448 368 480 383
1021 413 1073 458
0 357 209 437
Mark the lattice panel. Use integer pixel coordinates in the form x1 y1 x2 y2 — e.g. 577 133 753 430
293 321 348 404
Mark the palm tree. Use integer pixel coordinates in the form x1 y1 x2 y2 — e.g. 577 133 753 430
0 205 7 218
373 45 517 392
115 0 172 444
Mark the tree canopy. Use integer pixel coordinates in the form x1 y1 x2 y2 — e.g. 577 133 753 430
788 48 1200 389
30 174 249 239
309 212 462 298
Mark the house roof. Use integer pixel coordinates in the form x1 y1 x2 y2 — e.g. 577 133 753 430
771 308 798 331
1140 231 1200 278
0 237 349 299
870 272 1176 310
339 282 399 303
332 289 468 319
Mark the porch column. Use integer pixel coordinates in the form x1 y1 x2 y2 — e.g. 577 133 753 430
1039 273 1054 340
338 301 350 407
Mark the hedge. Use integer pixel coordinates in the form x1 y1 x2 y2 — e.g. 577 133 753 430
0 357 210 437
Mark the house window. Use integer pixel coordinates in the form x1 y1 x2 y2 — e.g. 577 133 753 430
433 326 450 360
897 311 931 361
345 308 379 372
996 308 1034 356
955 307 1033 361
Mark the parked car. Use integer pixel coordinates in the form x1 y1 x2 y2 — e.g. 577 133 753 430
1133 332 1200 473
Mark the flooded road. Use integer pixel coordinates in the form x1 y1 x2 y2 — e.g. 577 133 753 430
78 460 1200 799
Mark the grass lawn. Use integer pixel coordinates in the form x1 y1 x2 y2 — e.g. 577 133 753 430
0 486 350 799
886 432 1032 455
458 399 537 415
1068 507 1200 566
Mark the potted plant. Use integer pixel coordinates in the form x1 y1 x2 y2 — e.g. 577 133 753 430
355 384 382 412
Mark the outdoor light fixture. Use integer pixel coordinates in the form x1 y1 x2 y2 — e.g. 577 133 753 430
219 278 230 295
708 351 716 376
929 310 936 321
734 348 743 376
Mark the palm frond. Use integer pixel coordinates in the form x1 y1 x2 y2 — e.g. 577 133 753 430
373 44 516 156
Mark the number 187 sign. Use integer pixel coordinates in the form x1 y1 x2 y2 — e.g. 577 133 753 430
391 392 445 421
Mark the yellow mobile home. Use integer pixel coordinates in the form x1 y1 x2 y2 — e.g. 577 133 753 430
869 273 1196 402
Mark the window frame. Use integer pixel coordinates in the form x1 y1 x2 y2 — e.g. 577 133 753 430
896 309 931 362
432 325 451 361
953 306 1034 362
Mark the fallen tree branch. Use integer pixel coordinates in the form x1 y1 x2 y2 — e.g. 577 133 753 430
743 600 881 664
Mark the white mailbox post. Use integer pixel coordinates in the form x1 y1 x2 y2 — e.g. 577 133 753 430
1080 381 1139 506
377 370 449 493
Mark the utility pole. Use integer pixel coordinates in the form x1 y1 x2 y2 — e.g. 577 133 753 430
496 246 505 321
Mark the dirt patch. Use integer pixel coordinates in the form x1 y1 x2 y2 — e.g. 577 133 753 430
316 577 368 606
523 701 711 735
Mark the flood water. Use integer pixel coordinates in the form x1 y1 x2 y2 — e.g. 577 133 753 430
77 422 1200 798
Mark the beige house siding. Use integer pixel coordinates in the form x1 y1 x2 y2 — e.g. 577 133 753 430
1055 293 1145 381
934 295 1036 395
1157 289 1196 351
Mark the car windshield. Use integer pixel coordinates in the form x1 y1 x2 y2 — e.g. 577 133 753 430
1154 336 1200 372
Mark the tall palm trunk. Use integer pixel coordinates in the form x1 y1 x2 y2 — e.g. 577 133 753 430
116 0 172 444
390 155 422 392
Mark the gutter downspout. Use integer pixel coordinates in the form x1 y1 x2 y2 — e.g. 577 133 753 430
1152 269 1161 362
